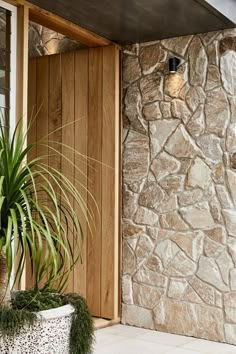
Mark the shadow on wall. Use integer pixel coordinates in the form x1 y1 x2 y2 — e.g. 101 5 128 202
122 28 236 345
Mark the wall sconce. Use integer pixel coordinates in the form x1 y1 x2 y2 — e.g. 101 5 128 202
169 57 181 73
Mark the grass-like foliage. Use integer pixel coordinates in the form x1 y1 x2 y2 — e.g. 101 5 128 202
0 306 36 337
2 289 95 353
0 118 94 294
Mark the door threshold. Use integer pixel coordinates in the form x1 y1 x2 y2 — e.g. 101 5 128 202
94 317 120 330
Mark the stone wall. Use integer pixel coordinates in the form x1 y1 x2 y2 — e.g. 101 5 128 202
122 28 236 344
29 22 83 57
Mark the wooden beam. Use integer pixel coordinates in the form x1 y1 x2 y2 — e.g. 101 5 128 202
6 0 113 47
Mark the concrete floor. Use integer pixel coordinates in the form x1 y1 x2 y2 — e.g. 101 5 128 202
94 324 236 354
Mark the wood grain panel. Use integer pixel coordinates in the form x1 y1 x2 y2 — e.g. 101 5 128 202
87 47 103 316
36 56 49 288
101 46 120 319
61 51 75 292
73 49 89 297
28 46 120 318
26 57 36 289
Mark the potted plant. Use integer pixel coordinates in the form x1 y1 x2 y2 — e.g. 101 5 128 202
0 119 94 353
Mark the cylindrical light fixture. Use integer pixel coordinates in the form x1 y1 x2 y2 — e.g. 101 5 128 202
169 57 181 73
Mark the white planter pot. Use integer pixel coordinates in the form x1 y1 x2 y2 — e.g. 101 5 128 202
0 304 75 354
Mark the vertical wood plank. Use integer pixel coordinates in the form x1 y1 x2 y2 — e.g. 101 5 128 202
26 58 37 289
61 51 75 292
101 46 120 319
74 49 89 297
87 47 103 316
36 56 49 289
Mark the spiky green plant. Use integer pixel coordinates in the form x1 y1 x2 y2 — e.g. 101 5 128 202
0 119 93 305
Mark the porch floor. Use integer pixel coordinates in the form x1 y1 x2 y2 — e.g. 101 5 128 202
94 324 236 354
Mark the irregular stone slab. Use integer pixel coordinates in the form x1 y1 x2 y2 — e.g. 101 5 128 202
140 45 166 75
140 72 163 104
122 275 133 304
157 195 178 213
168 279 188 300
220 36 236 54
150 151 180 181
133 268 168 288
180 202 215 229
226 170 236 207
224 293 236 323
204 237 225 258
230 269 236 291
171 231 204 261
123 130 149 184
206 65 221 91
124 83 145 133
160 102 171 118
216 185 234 209
207 40 219 66
160 211 189 231
161 35 193 56
134 206 159 226
209 196 223 224
146 254 163 272
123 55 141 85
143 102 162 121
123 187 138 219
164 65 187 98
165 125 202 158
197 256 229 292
205 87 230 137
153 299 224 342
186 86 206 112
159 175 185 195
196 134 223 162
188 36 208 87
189 276 215 306
212 162 224 184
200 31 219 46
222 210 236 237
123 241 136 275
228 238 236 266
139 181 165 210
133 283 165 309
205 226 227 245
186 157 211 190
179 158 192 174
217 250 234 285
226 123 236 152
154 239 180 268
182 285 203 304
165 251 197 277
178 189 203 207
150 119 179 158
171 99 191 123
123 222 145 238
135 234 154 260
179 82 190 100
224 324 236 345
220 51 236 95
122 304 154 329
229 96 236 123
186 104 205 137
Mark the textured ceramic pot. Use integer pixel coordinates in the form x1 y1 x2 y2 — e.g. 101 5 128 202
0 304 75 354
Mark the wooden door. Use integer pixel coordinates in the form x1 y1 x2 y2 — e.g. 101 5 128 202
27 46 120 320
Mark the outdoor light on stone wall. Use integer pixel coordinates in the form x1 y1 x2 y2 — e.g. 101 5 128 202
169 57 181 73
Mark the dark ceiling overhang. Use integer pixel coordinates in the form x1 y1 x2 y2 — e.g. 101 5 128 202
27 0 236 45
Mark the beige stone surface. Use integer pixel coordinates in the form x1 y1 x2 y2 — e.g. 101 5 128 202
122 29 236 345
186 157 211 190
123 55 141 84
197 256 229 292
153 299 224 341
